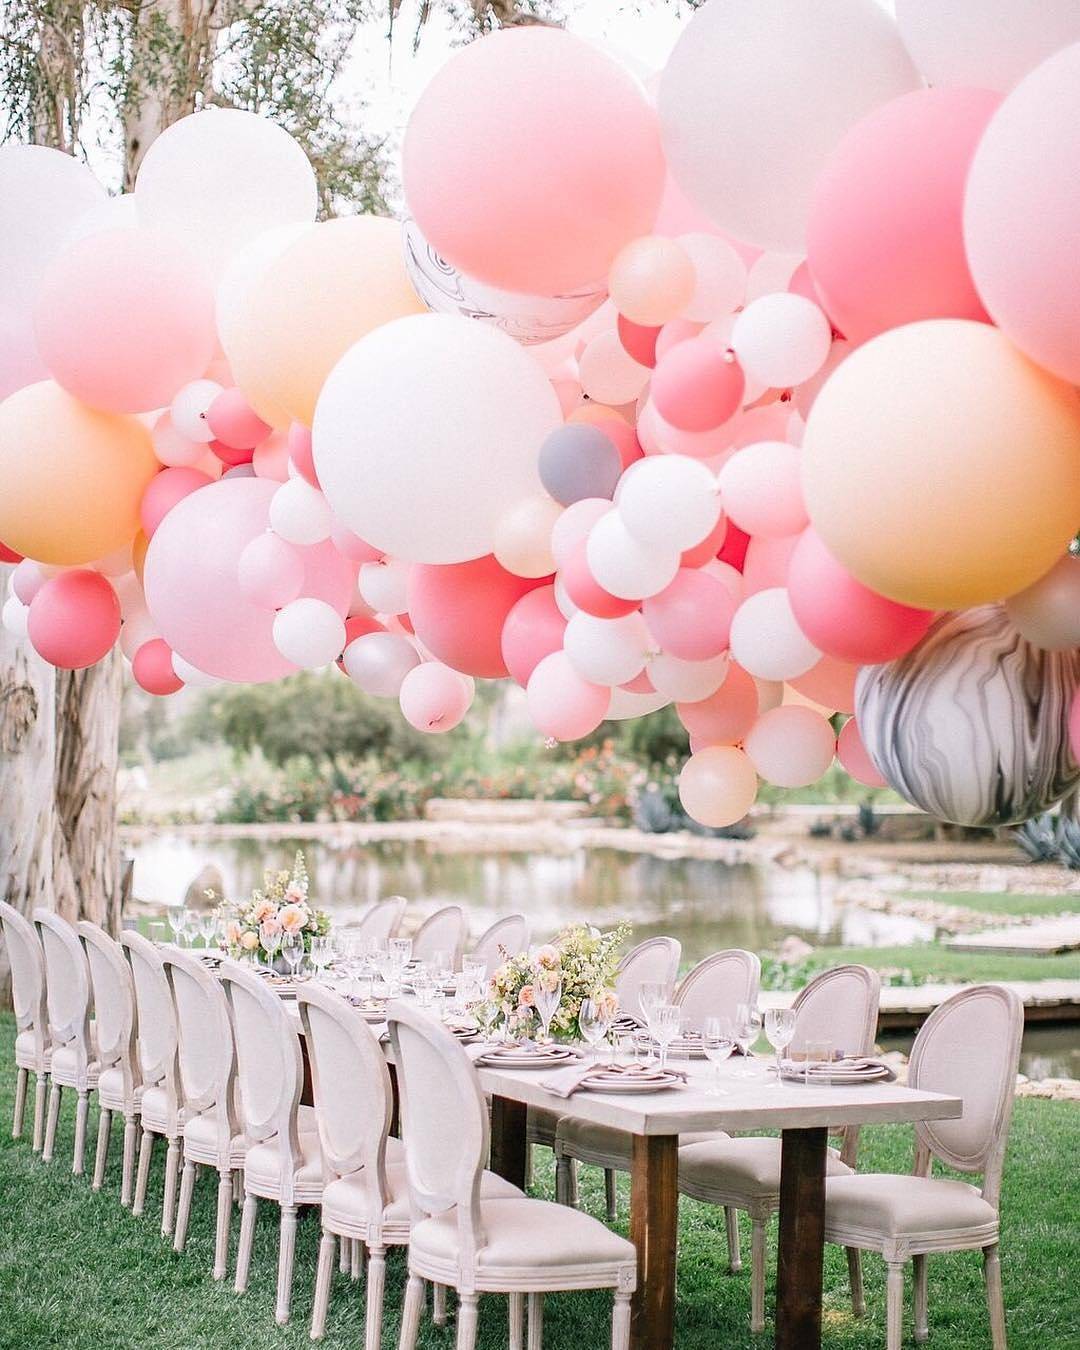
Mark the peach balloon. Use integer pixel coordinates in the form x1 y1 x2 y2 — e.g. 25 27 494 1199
802 320 1080 609
0 381 159 565
609 235 695 327
678 745 758 827
399 661 473 733
836 716 887 788
226 216 424 427
493 495 561 579
788 653 858 715
744 704 835 787
677 663 758 745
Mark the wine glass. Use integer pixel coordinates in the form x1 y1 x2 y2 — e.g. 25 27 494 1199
702 1015 736 1096
533 979 562 1043
179 908 198 948
639 980 672 1063
282 931 305 981
733 1003 762 1078
388 937 413 994
461 955 486 990
652 1004 682 1073
199 912 219 951
166 905 186 946
430 948 452 985
578 997 613 1062
765 1007 797 1086
259 921 282 972
147 921 167 946
309 936 331 982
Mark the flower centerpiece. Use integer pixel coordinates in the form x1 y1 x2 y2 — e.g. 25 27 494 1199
485 921 630 1043
218 850 330 964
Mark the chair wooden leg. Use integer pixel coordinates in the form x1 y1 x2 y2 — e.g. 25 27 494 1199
847 1247 865 1318
750 1217 767 1333
725 1207 742 1273
886 1261 905 1350
32 1073 47 1152
399 1272 425 1350
913 1253 929 1342
605 1168 618 1222
72 1090 90 1176
456 1293 479 1350
525 1141 534 1190
275 1203 299 1325
612 1291 632 1350
213 1170 233 1279
173 1159 196 1252
161 1137 181 1235
311 1229 335 1340
92 1106 112 1190
509 1292 524 1350
42 1081 61 1162
555 1153 574 1207
433 1282 448 1326
984 1244 1007 1350
120 1115 138 1207
351 1236 364 1282
12 1066 28 1139
339 1237 351 1275
133 1129 154 1216
235 1192 258 1294
527 1292 543 1350
365 1246 387 1350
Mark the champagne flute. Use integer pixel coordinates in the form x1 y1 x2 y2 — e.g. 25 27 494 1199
533 979 562 1043
166 905 185 946
733 1003 762 1078
282 930 305 981
179 908 197 949
259 921 282 973
639 980 672 1064
764 1007 797 1086
702 1015 736 1096
652 1004 681 1074
309 936 331 982
388 937 413 994
199 912 219 951
578 997 613 1063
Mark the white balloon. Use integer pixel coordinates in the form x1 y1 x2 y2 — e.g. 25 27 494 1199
92 544 134 578
578 330 651 405
550 498 611 568
171 379 223 444
314 314 561 565
2 594 28 639
151 413 205 468
617 455 720 551
553 574 580 621
586 511 680 600
743 252 804 305
358 558 411 616
172 652 219 687
729 587 821 681
658 0 919 250
269 477 333 546
730 293 832 389
564 610 651 686
745 705 836 787
1004 555 1080 651
272 597 346 669
216 221 314 362
119 610 159 660
606 686 672 720
649 651 730 702
677 233 747 321
342 630 421 698
59 193 139 248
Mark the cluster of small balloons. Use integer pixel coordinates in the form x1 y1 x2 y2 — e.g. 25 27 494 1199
4 0 1080 830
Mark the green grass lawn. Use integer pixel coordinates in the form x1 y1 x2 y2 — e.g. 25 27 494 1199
799 944 1080 987
900 890 1080 919
0 1015 1077 1348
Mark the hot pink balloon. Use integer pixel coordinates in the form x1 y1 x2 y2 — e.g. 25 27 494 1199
33 228 216 413
677 663 758 746
399 661 472 733
561 540 639 619
139 466 214 540
206 388 272 450
27 570 120 669
143 477 352 683
526 651 610 742
788 653 858 715
408 554 541 679
644 569 736 661
837 717 887 788
808 88 1000 345
787 528 934 664
288 421 320 488
501 585 567 686
132 637 184 696
209 438 254 468
650 337 745 432
237 531 306 611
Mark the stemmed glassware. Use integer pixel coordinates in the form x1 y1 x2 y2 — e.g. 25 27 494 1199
166 905 186 946
309 936 331 982
702 1015 736 1096
282 931 305 981
764 1007 797 1086
259 921 282 973
639 980 673 1064
652 1004 682 1073
734 1002 761 1078
199 912 220 950
579 997 614 1062
533 980 562 1043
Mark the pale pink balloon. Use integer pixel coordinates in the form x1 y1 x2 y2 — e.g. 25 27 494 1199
526 650 610 742
787 528 934 664
143 477 352 683
551 499 612 569
251 430 292 482
288 421 320 487
676 662 758 745
11 558 47 605
399 661 473 733
561 539 639 619
718 442 808 538
644 568 735 661
139 467 214 540
652 175 762 269
132 637 184 696
403 28 665 295
808 88 1000 345
27 570 120 669
237 531 305 611
637 400 734 461
206 388 272 450
836 716 887 788
34 228 216 413
654 318 706 363
741 533 799 596
651 337 745 432
678 745 758 828
788 653 858 715
744 705 836 788
330 520 383 564
408 555 542 679
501 584 566 686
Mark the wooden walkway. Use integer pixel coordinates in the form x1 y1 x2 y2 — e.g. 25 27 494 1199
761 979 1080 1030
945 916 1080 956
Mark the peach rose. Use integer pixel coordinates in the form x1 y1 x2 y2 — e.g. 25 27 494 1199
253 899 277 925
518 984 535 1008
224 921 242 947
239 930 260 951
279 903 307 935
535 945 560 969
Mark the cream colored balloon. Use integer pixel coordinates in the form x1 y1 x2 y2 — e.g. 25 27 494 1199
493 494 562 578
678 745 758 827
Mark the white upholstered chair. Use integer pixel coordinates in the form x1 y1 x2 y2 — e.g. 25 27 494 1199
0 901 50 1151
221 959 322 1325
613 935 681 1015
555 948 760 1222
471 914 530 979
162 947 245 1278
34 909 98 1175
349 896 407 947
823 983 1023 1350
120 931 183 1235
411 904 468 971
78 922 139 1203
389 1002 637 1350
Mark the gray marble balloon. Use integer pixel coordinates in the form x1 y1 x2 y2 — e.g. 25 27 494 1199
402 217 606 345
856 605 1080 827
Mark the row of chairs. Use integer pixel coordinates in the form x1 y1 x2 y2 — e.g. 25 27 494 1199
332 896 529 980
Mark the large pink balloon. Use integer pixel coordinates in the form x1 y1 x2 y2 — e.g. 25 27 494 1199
34 228 216 413
837 717 888 788
407 555 542 679
787 529 934 664
677 663 758 745
403 28 665 295
144 477 352 682
807 88 1001 344
964 43 1080 384
644 569 735 661
27 570 120 669
139 466 214 539
501 585 567 686
526 651 610 742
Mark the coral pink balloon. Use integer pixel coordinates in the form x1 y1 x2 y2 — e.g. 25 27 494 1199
252 430 291 482
589 414 644 472
788 653 858 715
644 569 735 661
399 661 473 733
526 651 610 742
287 421 320 488
787 528 934 664
139 467 214 540
143 477 352 683
681 511 728 569
678 745 758 828
34 228 215 413
1070 687 1080 764
617 314 660 368
501 585 567 686
677 663 758 745
718 442 808 538
407 554 540 678
742 533 799 596
403 28 665 295
206 388 272 450
0 538 23 564
650 338 745 432
837 717 887 788
561 539 639 619
744 704 836 788
27 570 120 669
237 531 305 611
209 438 254 468
132 637 184 695
808 88 1000 345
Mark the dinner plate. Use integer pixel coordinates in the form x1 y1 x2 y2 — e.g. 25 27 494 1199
781 1059 892 1084
474 1046 577 1069
579 1069 682 1094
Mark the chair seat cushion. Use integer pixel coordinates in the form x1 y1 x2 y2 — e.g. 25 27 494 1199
322 1147 520 1231
49 1044 99 1088
410 1196 635 1275
182 1109 247 1161
824 1174 998 1240
244 1127 324 1193
97 1066 132 1110
14 1030 50 1071
526 1106 563 1147
558 1117 730 1169
679 1136 852 1203
138 1083 174 1133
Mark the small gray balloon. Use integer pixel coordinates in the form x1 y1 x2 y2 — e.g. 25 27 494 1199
537 423 622 506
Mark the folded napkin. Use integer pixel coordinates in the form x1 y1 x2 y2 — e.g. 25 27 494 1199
538 1060 597 1098
539 1062 686 1098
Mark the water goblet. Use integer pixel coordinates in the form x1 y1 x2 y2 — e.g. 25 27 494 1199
388 937 413 994
282 931 305 981
461 955 486 990
199 912 219 951
733 1003 762 1078
652 1004 682 1073
309 936 331 982
639 980 672 1063
259 921 282 973
702 1015 736 1096
412 970 436 1010
353 972 374 1006
578 998 612 1063
764 1007 797 1086
166 905 185 946
179 908 198 948
533 979 562 1043
430 948 452 984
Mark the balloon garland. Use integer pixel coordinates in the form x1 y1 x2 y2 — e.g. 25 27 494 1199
4 4 1080 831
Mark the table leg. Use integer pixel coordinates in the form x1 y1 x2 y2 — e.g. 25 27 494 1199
776 1126 828 1350
489 1095 528 1191
629 1133 678 1350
